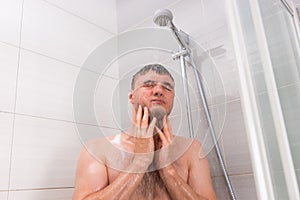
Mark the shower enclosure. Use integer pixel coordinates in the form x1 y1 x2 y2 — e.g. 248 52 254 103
74 0 299 199
226 0 300 199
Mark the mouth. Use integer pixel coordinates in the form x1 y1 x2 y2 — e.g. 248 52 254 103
151 99 165 104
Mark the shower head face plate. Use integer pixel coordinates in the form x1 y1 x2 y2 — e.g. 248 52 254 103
153 9 173 27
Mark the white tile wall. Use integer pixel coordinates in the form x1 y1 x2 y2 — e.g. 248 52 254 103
0 113 14 190
230 174 257 200
44 0 117 34
207 148 226 177
0 43 19 112
169 109 206 139
8 188 74 200
10 115 82 189
94 75 121 129
21 0 113 66
72 68 102 126
186 59 228 107
0 0 23 46
0 0 124 197
116 0 179 32
212 176 231 200
214 175 257 200
16 50 80 122
221 100 253 174
132 0 227 40
130 1 201 37
75 124 120 144
213 59 240 102
0 191 8 200
196 105 227 177
117 48 176 80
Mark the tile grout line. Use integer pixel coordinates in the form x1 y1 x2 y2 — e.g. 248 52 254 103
40 0 116 35
1 111 121 130
19 47 119 80
1 186 74 193
211 171 254 178
7 0 25 198
0 41 19 49
0 40 120 80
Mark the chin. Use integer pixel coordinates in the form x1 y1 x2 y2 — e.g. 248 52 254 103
151 104 165 108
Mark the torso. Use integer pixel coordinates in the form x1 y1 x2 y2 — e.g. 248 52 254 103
97 134 192 200
106 156 189 200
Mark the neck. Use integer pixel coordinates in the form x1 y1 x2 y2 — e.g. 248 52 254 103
123 126 162 150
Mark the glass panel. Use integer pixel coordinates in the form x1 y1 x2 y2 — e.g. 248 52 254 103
235 0 300 198
234 0 300 198
260 0 300 186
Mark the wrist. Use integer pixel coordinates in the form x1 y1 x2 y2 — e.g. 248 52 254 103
159 164 176 178
130 154 153 172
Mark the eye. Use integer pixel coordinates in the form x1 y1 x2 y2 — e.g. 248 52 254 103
162 83 174 92
143 82 156 88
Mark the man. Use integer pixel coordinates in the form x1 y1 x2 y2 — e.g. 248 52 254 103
73 64 217 200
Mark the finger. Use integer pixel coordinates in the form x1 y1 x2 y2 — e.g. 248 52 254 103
146 117 156 137
164 116 173 142
132 106 137 124
141 106 149 129
133 125 140 138
167 117 173 137
136 105 142 127
156 127 168 146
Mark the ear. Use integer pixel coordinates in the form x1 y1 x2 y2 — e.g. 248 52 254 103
129 91 134 104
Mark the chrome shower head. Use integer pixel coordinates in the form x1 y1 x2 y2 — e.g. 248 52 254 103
153 9 173 27
153 8 188 50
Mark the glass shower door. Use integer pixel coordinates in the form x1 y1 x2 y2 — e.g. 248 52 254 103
265 0 300 191
226 0 300 199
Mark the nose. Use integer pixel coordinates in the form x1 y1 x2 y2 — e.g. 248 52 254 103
153 84 163 97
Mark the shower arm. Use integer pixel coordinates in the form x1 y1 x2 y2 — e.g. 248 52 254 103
168 23 191 54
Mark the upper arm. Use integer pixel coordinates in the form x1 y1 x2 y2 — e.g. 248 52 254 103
187 140 217 200
73 148 108 200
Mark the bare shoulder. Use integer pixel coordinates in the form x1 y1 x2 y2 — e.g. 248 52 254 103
172 136 204 158
73 138 110 199
76 137 110 176
173 137 217 199
78 138 107 164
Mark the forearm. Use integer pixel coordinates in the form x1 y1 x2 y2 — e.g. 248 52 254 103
159 165 208 200
83 172 143 200
81 160 147 200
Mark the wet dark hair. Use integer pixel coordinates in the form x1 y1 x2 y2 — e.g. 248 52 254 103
131 64 174 90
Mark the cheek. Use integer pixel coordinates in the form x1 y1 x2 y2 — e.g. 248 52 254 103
167 94 175 107
134 92 150 103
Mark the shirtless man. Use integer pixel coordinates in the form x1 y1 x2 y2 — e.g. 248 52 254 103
73 64 217 200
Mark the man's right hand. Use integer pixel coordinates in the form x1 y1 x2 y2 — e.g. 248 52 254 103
131 105 156 172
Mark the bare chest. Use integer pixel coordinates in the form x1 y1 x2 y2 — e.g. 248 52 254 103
132 171 170 200
107 160 189 200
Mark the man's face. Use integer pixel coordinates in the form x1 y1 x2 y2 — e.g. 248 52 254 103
129 70 175 115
